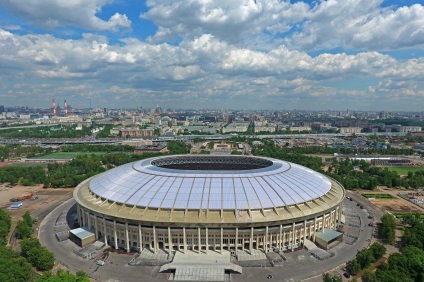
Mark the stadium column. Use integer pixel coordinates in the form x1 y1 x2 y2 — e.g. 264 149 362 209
103 218 107 246
205 227 209 254
76 204 81 227
183 227 187 253
94 215 98 239
249 227 253 254
198 227 201 254
313 217 317 242
113 220 118 250
241 234 245 252
338 204 342 225
220 228 223 254
235 227 238 255
168 227 173 253
125 223 130 252
303 220 307 248
153 226 158 254
81 208 86 227
291 222 295 251
138 224 143 251
279 224 283 249
265 226 268 252
87 212 91 229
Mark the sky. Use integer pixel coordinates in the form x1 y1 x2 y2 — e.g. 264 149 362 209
0 0 424 111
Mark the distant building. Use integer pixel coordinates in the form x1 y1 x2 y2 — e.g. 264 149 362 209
134 143 168 155
0 105 4 113
339 127 362 134
399 126 421 133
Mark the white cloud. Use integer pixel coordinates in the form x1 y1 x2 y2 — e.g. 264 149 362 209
286 0 424 51
0 0 131 31
1 27 424 109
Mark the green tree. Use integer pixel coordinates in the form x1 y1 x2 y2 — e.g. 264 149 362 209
381 214 396 245
0 246 35 282
36 269 90 282
349 258 361 275
21 238 55 271
23 211 34 228
15 220 32 239
322 273 342 282
362 268 377 282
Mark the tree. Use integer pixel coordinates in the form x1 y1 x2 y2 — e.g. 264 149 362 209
349 259 361 275
381 214 396 245
0 246 35 282
21 238 55 271
36 269 90 282
15 220 32 239
23 211 34 228
362 268 377 282
322 273 342 282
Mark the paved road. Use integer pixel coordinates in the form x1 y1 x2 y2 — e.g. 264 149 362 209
233 197 374 282
38 192 382 282
38 198 167 282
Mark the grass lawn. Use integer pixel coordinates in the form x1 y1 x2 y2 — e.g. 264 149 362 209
6 163 48 168
392 212 424 219
387 166 424 175
362 193 396 199
35 152 106 159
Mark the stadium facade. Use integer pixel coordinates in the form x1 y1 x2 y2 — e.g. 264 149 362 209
73 155 345 254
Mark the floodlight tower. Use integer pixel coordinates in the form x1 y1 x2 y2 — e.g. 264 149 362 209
52 99 57 117
64 99 68 117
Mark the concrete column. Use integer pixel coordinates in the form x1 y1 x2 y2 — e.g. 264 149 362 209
103 218 108 245
81 208 86 227
338 204 342 224
138 224 143 251
235 227 238 255
94 215 98 239
265 226 269 253
87 212 91 229
113 220 118 250
183 227 187 253
242 235 245 252
303 220 307 248
205 227 208 254
291 222 295 251
153 226 157 254
313 217 317 241
220 228 223 253
279 225 283 249
76 204 81 227
168 227 173 253
125 222 130 252
249 227 253 254
198 228 201 254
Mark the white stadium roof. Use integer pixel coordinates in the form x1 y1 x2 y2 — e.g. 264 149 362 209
88 155 331 211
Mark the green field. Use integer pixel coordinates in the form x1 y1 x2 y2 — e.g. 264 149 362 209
392 212 424 219
362 193 396 199
387 166 424 175
36 152 106 159
6 163 48 168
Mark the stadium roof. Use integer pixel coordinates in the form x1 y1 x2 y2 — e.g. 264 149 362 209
88 155 332 211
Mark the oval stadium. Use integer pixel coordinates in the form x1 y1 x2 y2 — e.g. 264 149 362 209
73 155 345 255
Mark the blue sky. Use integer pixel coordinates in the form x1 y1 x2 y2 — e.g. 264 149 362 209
0 0 423 111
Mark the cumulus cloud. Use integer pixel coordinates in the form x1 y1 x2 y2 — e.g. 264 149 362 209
141 0 424 51
285 0 424 51
1 28 424 109
141 0 309 46
0 0 131 31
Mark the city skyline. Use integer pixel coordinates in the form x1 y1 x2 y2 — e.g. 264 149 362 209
0 0 424 110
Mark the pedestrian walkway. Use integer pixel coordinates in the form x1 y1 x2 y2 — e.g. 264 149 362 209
236 249 267 261
160 250 242 281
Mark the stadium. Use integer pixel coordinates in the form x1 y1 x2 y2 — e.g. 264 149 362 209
73 155 345 255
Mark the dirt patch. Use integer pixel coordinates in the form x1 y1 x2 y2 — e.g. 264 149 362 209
369 198 422 213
